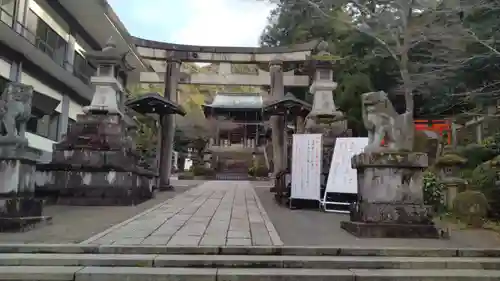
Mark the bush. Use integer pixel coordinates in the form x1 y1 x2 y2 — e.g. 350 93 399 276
456 144 496 169
423 171 445 214
470 156 500 218
191 165 215 177
248 166 269 177
452 190 489 228
178 171 194 180
483 132 500 155
254 166 269 177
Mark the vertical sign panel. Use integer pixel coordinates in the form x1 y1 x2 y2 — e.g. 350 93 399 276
291 134 322 201
325 137 369 195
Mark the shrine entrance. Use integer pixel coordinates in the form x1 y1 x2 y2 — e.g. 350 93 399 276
132 37 333 182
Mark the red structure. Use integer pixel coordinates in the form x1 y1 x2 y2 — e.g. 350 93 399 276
381 119 451 146
414 119 451 144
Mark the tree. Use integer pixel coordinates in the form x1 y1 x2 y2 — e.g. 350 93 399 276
260 0 500 115
177 112 242 163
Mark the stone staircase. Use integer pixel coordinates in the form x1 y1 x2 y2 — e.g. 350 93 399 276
0 244 499 280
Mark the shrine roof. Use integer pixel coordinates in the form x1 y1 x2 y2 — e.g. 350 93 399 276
203 92 263 110
125 92 186 116
263 93 311 112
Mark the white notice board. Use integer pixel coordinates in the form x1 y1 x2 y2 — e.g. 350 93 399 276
291 134 322 201
325 137 368 195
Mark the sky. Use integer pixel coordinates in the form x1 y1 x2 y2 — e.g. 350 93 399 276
107 0 276 47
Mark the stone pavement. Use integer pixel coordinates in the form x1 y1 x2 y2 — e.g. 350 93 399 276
84 181 282 246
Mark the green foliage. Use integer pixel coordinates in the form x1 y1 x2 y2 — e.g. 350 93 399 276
191 165 215 177
452 190 489 228
482 132 500 155
423 171 446 214
470 157 500 193
435 154 467 166
248 166 269 178
456 144 496 169
259 0 500 123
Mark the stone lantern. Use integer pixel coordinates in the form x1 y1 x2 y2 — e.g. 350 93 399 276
83 37 133 115
305 41 349 176
305 41 344 130
435 152 468 210
35 37 157 206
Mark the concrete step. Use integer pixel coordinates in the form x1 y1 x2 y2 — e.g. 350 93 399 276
1 244 500 257
0 253 499 270
0 266 500 281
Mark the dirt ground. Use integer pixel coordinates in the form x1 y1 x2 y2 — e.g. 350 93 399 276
0 183 198 244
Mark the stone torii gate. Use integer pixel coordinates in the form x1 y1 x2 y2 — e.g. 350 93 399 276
132 37 334 180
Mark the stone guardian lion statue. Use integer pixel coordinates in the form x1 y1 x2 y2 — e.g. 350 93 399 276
361 91 414 152
0 83 33 139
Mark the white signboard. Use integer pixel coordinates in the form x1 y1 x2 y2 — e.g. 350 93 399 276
325 137 369 195
291 134 322 201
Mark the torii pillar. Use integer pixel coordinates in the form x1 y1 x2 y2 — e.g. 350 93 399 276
270 58 286 176
159 57 181 190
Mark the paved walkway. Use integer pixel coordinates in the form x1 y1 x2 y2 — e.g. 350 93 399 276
83 181 282 246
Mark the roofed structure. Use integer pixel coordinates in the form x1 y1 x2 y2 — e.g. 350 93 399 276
202 93 263 114
126 92 186 116
263 93 311 117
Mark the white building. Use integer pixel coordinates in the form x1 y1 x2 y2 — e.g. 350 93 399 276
0 0 146 162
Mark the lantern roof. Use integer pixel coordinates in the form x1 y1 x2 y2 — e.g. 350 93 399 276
86 37 135 72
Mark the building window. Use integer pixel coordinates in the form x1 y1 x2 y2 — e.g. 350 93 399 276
67 118 75 131
73 52 94 84
0 75 9 94
25 9 67 67
27 107 60 141
0 0 15 27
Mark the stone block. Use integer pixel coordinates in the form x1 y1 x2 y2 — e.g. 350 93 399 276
0 197 50 232
199 236 226 246
344 151 439 238
226 238 251 246
350 269 500 280
112 238 145 245
459 249 500 257
228 231 251 239
154 255 283 268
338 247 456 257
0 253 154 267
341 221 440 239
217 268 354 281
75 266 216 281
167 235 201 246
352 202 433 224
0 244 99 254
0 265 83 280
218 246 280 255
280 246 340 256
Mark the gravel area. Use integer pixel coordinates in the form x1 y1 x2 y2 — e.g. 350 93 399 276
253 182 500 248
0 183 199 244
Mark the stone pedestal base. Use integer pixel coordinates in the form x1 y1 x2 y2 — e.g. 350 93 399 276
0 143 51 232
341 221 440 238
0 198 51 232
36 169 156 206
158 184 174 192
342 151 440 238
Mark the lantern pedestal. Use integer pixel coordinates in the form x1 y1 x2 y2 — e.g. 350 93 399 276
35 38 157 206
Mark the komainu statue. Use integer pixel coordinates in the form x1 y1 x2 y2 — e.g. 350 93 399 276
361 91 414 152
0 83 33 140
